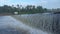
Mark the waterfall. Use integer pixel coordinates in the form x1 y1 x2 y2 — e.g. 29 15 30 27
19 13 60 34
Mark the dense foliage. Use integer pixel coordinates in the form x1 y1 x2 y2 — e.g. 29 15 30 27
0 5 47 14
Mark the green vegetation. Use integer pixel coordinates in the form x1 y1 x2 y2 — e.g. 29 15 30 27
0 5 60 14
0 5 48 14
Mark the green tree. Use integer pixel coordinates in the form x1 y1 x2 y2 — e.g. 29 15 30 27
36 6 44 13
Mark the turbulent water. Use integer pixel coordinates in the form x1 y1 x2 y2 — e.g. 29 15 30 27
0 16 52 34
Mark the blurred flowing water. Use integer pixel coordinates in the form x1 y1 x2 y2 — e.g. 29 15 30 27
12 13 60 34
0 16 52 34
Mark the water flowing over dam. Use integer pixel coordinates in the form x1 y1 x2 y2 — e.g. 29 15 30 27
13 13 60 34
0 16 52 34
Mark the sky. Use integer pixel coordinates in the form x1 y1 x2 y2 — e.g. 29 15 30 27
0 0 60 9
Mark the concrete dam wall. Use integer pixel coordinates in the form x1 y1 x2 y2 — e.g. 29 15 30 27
13 14 60 34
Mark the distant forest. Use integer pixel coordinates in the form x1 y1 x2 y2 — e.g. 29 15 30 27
0 5 60 14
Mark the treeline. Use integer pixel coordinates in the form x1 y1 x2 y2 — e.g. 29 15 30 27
0 5 47 14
